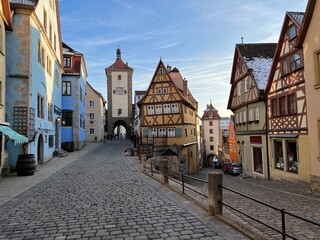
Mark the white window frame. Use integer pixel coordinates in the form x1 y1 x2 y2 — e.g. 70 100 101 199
158 128 166 137
245 78 250 92
89 101 94 107
167 128 175 137
255 107 260 121
89 113 95 120
147 105 154 115
155 104 163 114
89 128 95 135
163 88 167 94
151 128 157 137
163 104 171 114
171 103 179 113
249 108 254 122
157 88 162 94
243 110 247 123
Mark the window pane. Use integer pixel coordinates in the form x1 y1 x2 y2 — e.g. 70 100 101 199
253 147 263 174
274 140 284 170
287 141 298 173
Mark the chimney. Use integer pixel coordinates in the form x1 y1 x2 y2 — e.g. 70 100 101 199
183 78 188 100
166 65 172 72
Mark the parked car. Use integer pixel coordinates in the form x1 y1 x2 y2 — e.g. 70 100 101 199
230 163 243 176
212 156 222 169
223 162 232 174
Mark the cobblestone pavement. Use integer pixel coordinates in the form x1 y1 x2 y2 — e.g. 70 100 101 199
0 140 248 240
184 167 320 240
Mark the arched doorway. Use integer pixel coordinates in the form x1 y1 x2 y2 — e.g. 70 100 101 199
113 120 129 139
37 134 44 164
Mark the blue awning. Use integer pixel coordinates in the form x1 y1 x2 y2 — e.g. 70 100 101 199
0 125 29 145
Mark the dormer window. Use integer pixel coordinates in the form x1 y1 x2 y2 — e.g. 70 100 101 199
64 57 71 68
288 25 296 40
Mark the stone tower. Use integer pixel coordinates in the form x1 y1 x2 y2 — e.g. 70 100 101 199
105 48 133 137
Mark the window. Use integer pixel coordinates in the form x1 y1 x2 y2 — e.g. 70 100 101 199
185 129 188 137
210 137 213 142
239 111 242 123
0 81 2 105
288 25 296 40
48 135 54 148
54 34 56 51
287 141 298 173
159 68 163 74
282 60 288 75
171 103 179 113
43 9 47 32
288 94 296 114
249 108 254 121
118 75 121 80
37 94 44 119
155 105 162 114
271 98 278 117
237 82 242 96
64 57 71 68
210 145 214 151
55 69 60 87
316 51 320 85
253 148 263 174
157 88 162 94
151 129 157 137
0 25 3 52
118 109 122 115
89 128 95 135
243 110 247 123
163 104 171 114
47 57 52 76
209 121 213 126
274 140 284 170
209 129 213 134
62 81 71 96
49 23 52 42
80 87 82 102
245 78 250 92
158 128 166 137
62 110 72 126
255 107 260 121
89 113 95 120
163 88 167 94
290 53 301 72
38 42 45 68
48 103 53 122
147 105 154 115
89 101 94 107
167 128 175 137
279 96 286 116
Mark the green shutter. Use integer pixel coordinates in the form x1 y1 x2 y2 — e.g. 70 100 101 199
176 128 182 137
143 128 149 137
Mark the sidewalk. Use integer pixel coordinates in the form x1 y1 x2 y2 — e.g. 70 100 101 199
0 142 102 206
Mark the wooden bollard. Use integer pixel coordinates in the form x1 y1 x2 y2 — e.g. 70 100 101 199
160 159 168 184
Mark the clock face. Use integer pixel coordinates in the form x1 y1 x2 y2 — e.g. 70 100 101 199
115 87 124 95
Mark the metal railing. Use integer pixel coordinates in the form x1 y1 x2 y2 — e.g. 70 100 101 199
142 160 320 240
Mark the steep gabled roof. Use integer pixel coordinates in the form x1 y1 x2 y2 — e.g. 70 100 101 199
10 0 38 9
238 43 277 90
62 42 82 55
297 0 316 47
264 11 305 95
86 82 106 106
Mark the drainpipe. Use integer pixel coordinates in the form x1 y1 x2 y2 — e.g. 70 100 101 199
262 91 270 181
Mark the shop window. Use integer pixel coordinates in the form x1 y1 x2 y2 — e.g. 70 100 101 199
287 141 298 173
253 147 263 174
274 140 284 170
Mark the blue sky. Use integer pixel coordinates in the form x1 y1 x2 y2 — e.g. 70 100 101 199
59 0 307 117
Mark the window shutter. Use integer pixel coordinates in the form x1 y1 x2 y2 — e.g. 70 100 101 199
176 128 182 137
143 128 148 137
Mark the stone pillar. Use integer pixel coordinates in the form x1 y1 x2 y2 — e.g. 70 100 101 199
160 159 168 184
208 172 222 215
140 154 147 172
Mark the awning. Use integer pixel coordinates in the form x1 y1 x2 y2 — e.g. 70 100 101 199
0 125 29 145
269 134 299 139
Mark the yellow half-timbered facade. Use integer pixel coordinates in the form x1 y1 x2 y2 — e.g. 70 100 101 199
139 60 199 174
228 43 276 179
265 12 310 183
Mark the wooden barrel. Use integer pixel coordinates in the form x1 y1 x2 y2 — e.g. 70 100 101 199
16 154 37 176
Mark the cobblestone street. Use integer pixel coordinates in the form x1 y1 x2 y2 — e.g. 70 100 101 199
0 140 247 240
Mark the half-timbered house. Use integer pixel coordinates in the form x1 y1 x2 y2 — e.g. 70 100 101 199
297 0 320 192
139 60 199 174
264 12 310 183
228 43 277 179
